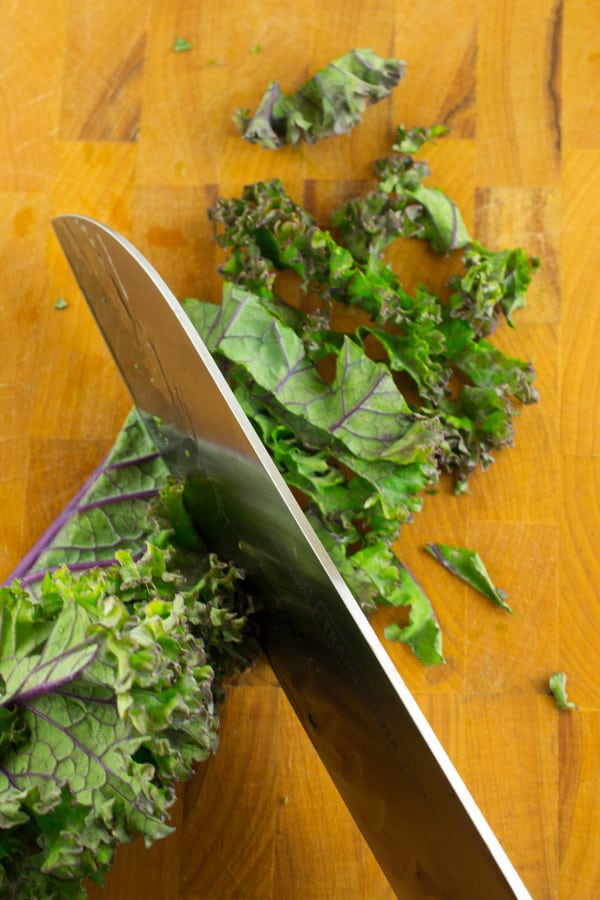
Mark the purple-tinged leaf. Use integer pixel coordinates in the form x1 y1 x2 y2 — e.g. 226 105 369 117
425 542 512 613
4 410 169 592
0 599 98 706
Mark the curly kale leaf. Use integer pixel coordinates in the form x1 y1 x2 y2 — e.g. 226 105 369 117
209 178 537 485
0 413 256 898
332 124 470 261
234 48 405 148
447 241 541 336
185 284 441 467
440 316 538 404
184 287 443 665
332 124 540 335
198 159 539 659
0 548 219 895
434 385 520 492
209 178 450 403
6 410 170 595
210 178 418 324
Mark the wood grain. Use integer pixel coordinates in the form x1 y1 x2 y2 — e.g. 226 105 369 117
1 2 599 898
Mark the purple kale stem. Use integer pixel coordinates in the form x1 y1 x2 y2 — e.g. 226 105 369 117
0 764 19 788
425 541 451 569
2 441 160 587
105 451 161 471
76 487 159 513
2 451 113 585
16 551 145 589
11 644 99 705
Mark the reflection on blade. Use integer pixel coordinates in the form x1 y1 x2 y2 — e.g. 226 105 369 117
52 214 533 900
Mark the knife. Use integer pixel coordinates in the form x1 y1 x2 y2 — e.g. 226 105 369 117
52 214 532 900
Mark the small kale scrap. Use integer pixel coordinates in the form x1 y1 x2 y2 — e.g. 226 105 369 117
0 410 256 898
233 48 405 149
425 543 512 613
548 672 578 711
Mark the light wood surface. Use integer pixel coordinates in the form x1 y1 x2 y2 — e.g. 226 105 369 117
1 2 598 898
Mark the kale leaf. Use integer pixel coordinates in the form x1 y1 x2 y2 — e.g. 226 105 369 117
0 411 255 898
425 543 512 613
199 122 538 661
233 49 405 148
184 287 443 664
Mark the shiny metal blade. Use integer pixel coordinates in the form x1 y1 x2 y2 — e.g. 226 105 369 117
52 214 532 900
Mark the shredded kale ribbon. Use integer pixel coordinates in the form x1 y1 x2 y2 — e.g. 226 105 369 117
191 123 538 663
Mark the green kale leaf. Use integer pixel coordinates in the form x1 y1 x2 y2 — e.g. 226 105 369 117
184 287 443 664
425 543 512 613
0 411 255 898
233 48 405 148
447 242 541 336
8 410 171 594
332 124 470 261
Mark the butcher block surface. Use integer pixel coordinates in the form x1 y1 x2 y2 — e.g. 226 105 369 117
0 2 598 898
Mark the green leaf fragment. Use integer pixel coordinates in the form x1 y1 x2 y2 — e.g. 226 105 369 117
425 543 513 613
392 123 449 154
234 49 405 148
548 672 578 711
312 524 442 666
406 183 471 255
333 124 470 260
172 37 193 52
54 297 69 310
448 242 540 336
381 562 444 665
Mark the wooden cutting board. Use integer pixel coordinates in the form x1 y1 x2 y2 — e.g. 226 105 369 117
1 1 598 897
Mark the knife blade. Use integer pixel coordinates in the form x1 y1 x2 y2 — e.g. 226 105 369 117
52 214 532 900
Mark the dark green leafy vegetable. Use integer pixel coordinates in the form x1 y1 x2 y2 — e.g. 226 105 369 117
184 286 443 664
424 543 512 613
208 174 537 489
548 672 578 711
331 124 470 261
0 411 255 898
233 48 405 148
198 113 539 657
